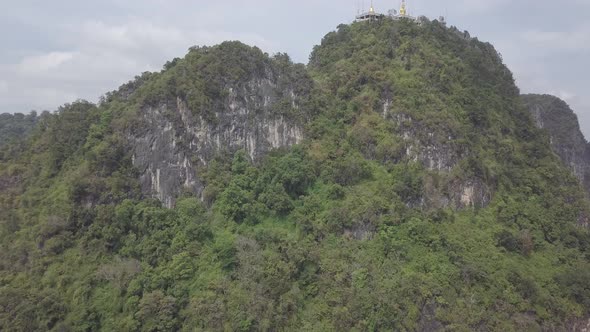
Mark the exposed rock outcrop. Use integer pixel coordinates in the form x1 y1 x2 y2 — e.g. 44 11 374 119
391 111 490 209
522 94 590 194
128 46 311 207
393 112 463 173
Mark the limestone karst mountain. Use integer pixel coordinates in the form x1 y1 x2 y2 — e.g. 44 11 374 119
125 43 312 207
523 94 590 195
0 17 589 331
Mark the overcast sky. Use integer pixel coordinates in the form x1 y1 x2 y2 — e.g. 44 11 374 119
1 0 589 138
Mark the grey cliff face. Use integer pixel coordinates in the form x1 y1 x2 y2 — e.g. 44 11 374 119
522 94 590 194
130 76 305 208
389 108 489 209
393 112 462 173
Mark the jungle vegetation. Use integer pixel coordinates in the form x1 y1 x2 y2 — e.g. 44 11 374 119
0 18 589 331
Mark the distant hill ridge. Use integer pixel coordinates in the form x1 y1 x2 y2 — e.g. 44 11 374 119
523 94 590 195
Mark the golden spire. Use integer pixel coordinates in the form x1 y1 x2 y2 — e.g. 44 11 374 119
400 0 407 16
369 0 375 13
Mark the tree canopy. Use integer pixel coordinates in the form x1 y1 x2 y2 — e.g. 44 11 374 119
0 18 589 331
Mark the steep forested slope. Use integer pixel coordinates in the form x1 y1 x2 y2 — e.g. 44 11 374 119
0 18 589 331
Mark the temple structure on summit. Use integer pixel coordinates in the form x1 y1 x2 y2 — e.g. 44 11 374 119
355 1 384 22
355 0 441 23
390 0 416 21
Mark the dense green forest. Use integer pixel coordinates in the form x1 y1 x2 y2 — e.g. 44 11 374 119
1 18 589 331
0 112 42 146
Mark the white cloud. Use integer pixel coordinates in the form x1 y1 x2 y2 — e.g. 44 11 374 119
18 52 75 74
573 0 590 6
551 90 577 103
3 17 277 112
454 0 511 14
61 19 277 89
0 80 7 92
79 20 187 54
73 19 277 60
28 87 79 108
521 24 590 52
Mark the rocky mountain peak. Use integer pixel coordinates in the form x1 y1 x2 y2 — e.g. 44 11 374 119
121 42 313 207
522 94 590 194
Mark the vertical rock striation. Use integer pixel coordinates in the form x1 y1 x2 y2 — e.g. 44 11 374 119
522 94 590 194
127 44 311 207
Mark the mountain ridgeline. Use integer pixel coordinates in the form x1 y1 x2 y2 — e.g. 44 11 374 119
1 18 589 331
